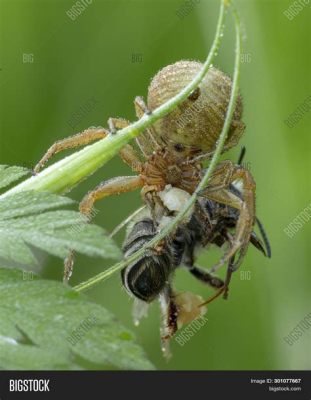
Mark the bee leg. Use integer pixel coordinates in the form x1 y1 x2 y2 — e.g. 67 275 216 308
34 127 109 173
185 264 224 289
185 262 226 307
159 285 179 360
63 175 144 283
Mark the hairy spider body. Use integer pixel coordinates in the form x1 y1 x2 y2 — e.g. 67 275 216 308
139 148 202 192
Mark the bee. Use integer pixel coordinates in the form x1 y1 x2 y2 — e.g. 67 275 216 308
121 147 271 357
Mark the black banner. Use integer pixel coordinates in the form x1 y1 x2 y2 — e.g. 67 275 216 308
0 371 310 399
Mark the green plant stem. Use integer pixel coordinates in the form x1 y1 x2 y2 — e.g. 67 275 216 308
0 1 227 199
74 1 242 293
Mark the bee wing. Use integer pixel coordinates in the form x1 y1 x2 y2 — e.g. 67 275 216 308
199 187 242 210
132 298 149 326
109 205 146 238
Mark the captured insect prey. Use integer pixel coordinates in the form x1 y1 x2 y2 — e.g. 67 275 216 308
35 59 271 357
121 167 270 357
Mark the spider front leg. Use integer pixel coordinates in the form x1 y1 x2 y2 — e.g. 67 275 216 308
34 127 109 173
134 96 160 157
199 256 236 306
108 117 143 173
34 118 143 174
200 161 256 273
63 175 144 282
79 175 144 219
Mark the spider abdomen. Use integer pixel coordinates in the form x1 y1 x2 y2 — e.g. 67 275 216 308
147 60 245 158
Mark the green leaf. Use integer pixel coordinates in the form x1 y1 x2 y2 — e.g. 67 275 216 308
0 190 73 220
0 165 30 190
0 190 122 265
0 268 154 370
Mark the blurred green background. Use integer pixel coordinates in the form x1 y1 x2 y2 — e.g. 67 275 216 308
0 0 310 370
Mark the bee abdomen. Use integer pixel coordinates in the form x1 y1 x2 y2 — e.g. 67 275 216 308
122 218 156 254
122 218 174 303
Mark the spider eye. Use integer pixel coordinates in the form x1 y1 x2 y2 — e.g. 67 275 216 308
174 143 184 152
188 87 201 101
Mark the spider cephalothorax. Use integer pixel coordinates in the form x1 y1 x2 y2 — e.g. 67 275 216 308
139 148 203 193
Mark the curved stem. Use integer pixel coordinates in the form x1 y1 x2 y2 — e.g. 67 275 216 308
74 0 242 293
0 1 227 199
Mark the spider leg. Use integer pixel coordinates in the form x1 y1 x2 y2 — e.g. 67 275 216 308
199 256 235 306
63 175 144 282
34 127 109 173
200 161 256 273
159 284 178 359
134 96 152 115
108 117 143 173
222 256 236 299
35 117 144 174
107 117 129 134
236 148 271 258
79 175 144 220
224 167 255 271
134 96 160 157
